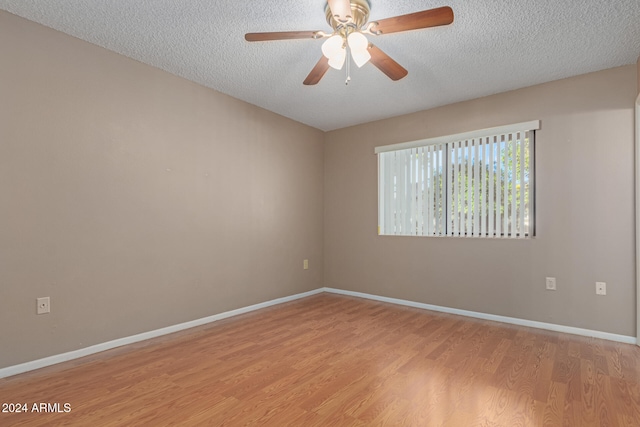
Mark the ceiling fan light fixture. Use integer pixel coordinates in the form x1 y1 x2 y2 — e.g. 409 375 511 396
322 34 346 70
347 31 367 50
328 48 346 70
347 32 371 67
321 35 344 59
351 49 371 68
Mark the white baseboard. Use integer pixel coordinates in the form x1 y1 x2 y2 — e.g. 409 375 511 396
2 286 635 379
323 287 637 345
0 288 323 379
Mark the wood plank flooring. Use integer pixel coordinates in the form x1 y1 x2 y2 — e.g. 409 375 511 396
1 293 640 426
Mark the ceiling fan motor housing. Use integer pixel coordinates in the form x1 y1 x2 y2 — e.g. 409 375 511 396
325 0 371 31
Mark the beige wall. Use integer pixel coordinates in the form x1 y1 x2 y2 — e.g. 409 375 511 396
0 11 324 368
325 65 637 336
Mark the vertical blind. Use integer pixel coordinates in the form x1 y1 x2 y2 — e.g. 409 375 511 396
377 121 538 238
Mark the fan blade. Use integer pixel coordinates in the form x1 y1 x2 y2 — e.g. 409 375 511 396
327 0 353 23
371 6 454 35
303 56 331 85
245 31 321 41
367 44 408 81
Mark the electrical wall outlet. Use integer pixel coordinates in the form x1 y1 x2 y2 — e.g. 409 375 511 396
37 297 50 314
545 277 556 290
596 282 606 296
303 259 309 270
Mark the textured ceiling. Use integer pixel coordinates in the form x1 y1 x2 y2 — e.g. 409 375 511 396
1 0 639 131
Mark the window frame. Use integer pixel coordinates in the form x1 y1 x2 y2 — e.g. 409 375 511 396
376 121 539 238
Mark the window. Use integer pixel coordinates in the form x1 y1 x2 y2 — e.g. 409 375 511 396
376 121 538 238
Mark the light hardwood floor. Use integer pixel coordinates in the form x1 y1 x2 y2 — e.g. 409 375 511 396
1 293 640 426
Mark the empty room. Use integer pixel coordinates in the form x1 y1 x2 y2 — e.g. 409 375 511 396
1 0 640 425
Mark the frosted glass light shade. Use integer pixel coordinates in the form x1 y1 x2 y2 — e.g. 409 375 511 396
328 49 346 70
347 32 368 50
322 35 346 70
351 48 371 68
322 35 344 59
347 32 371 67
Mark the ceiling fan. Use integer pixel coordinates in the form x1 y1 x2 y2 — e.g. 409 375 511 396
245 0 454 85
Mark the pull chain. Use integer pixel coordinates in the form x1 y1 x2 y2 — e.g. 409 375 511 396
345 47 351 85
